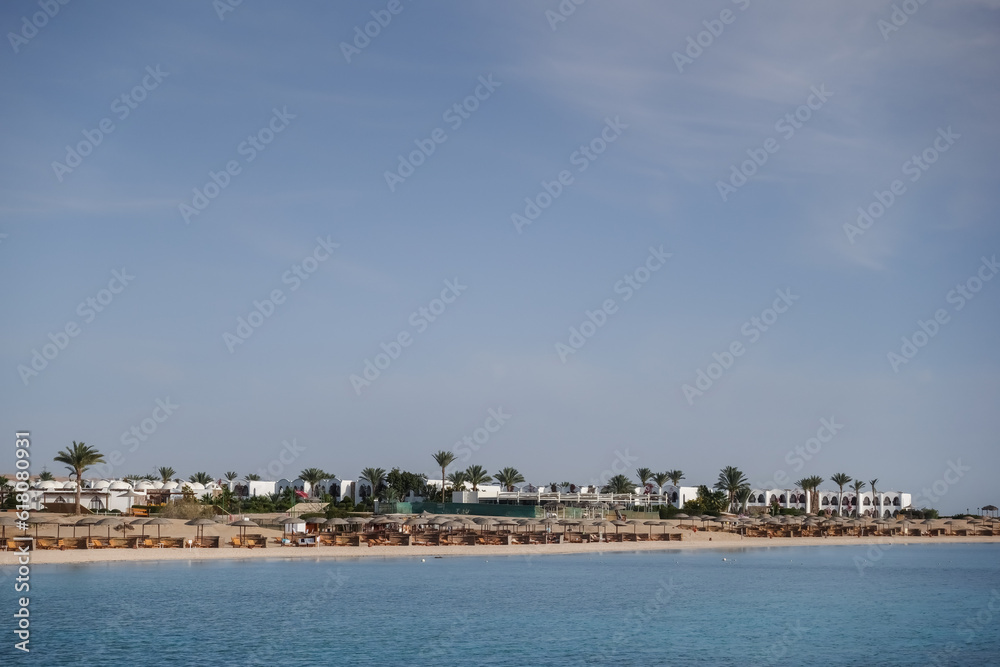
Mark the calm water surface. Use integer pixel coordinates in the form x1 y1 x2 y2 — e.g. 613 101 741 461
2 543 998 666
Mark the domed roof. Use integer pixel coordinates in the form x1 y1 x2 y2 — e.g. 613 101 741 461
39 480 59 490
92 479 111 489
162 481 178 490
188 482 205 491
135 481 154 490
109 481 131 490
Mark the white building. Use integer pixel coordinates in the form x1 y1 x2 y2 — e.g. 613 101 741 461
743 488 912 517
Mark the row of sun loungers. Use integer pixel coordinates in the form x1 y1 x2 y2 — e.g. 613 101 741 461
11 536 224 550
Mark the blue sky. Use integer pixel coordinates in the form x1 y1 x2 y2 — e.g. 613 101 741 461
1 1 998 513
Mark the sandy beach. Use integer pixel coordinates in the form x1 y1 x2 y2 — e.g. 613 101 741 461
4 517 998 566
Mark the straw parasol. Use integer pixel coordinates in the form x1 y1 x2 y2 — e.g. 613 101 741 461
674 513 690 527
96 517 124 540
326 517 349 532
130 517 150 538
643 520 660 537
185 518 216 543
27 514 56 539
146 517 173 541
0 515 15 539
75 515 101 539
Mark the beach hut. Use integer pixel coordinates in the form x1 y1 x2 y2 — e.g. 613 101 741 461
277 516 306 538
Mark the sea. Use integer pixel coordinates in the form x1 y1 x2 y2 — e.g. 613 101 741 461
2 543 998 666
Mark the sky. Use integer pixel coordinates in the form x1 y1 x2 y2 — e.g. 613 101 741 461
1 1 998 514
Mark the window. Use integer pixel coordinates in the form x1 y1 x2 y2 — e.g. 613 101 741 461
89 498 104 510
779 494 787 503
757 494 765 503
863 498 871 506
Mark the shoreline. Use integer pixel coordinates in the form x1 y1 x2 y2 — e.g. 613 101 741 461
6 534 998 567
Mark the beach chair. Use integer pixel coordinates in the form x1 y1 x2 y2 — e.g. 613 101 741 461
230 537 242 548
89 539 108 549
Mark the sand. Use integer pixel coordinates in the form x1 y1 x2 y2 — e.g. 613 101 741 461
3 517 998 566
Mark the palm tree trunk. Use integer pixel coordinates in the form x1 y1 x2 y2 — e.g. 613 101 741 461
75 470 82 514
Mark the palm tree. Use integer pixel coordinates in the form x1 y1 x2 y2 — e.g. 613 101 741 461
714 466 749 513
244 473 261 482
446 471 468 493
653 472 670 496
830 473 852 516
360 467 387 501
157 466 175 483
432 450 457 503
635 467 653 492
224 471 238 482
38 470 55 481
603 474 635 495
734 486 753 513
188 472 213 485
0 476 13 505
54 441 105 514
666 469 685 487
299 467 330 497
465 465 491 492
807 476 825 514
851 479 866 517
869 478 880 518
494 467 525 491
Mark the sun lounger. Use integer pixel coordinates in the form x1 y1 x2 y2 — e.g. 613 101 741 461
89 539 108 549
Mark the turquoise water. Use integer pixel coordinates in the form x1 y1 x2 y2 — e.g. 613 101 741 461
2 544 998 665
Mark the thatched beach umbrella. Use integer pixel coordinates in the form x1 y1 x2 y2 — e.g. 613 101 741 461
147 517 174 541
27 514 55 539
75 515 101 539
0 515 16 539
185 518 216 543
228 518 258 541
97 517 124 540
611 519 628 534
326 517 348 532
674 513 690 527
130 517 150 538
